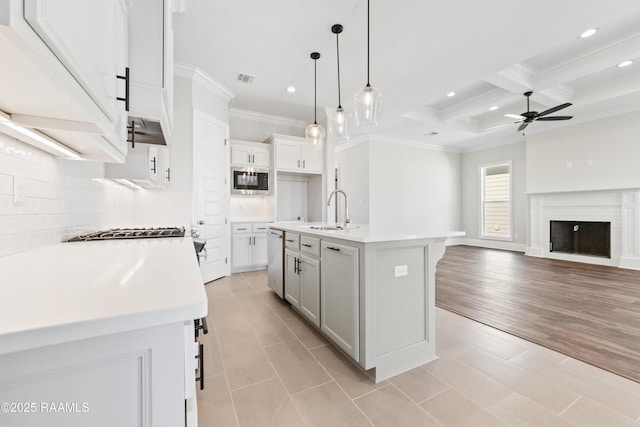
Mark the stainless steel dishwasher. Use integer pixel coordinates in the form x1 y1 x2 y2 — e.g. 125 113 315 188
267 228 284 298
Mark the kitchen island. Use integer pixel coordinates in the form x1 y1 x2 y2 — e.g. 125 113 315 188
269 223 464 382
0 237 207 427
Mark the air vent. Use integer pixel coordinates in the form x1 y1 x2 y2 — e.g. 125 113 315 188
424 131 439 136
237 73 255 83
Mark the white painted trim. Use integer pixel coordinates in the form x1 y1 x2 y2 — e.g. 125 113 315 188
335 134 369 152
174 63 235 102
619 257 640 271
229 109 307 130
371 134 461 153
453 238 526 253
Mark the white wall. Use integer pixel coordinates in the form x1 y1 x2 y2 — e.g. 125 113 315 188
368 139 461 232
229 111 304 142
461 140 527 249
336 137 461 232
527 111 640 194
0 133 135 257
335 139 370 225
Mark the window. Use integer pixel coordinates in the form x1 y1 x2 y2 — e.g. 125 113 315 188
480 162 511 239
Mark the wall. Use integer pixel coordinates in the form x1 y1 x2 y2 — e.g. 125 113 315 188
336 137 461 233
0 133 135 257
526 111 640 194
335 139 370 225
229 110 304 142
461 140 527 250
368 138 461 232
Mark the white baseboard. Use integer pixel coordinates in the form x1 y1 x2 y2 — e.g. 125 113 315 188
618 257 640 270
449 238 526 252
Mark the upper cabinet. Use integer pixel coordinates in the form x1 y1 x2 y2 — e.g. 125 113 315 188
127 0 174 145
267 134 323 174
0 0 130 162
105 143 170 189
230 140 271 168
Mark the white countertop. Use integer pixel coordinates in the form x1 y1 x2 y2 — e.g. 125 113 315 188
269 222 465 243
0 237 207 355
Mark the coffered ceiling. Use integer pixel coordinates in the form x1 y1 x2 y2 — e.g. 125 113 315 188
173 0 640 150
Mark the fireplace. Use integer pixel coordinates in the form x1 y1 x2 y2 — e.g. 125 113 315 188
526 189 640 269
550 221 611 258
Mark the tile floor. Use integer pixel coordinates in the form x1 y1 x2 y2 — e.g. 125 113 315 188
197 270 640 426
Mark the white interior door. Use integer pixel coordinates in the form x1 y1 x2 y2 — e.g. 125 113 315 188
193 110 229 283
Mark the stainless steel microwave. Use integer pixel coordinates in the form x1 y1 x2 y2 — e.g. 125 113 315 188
231 167 270 195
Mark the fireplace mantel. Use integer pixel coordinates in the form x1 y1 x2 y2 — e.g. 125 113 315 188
526 189 640 270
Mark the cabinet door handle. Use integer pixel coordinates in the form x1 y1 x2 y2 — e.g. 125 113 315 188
248 153 251 163
326 246 341 252
286 239 294 243
302 243 312 248
116 67 130 111
195 342 205 390
127 120 135 149
237 227 248 231
150 157 157 174
303 160 306 168
252 154 255 163
297 160 300 168
253 236 256 245
166 167 171 182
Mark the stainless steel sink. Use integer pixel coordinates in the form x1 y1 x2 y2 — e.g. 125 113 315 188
309 225 359 231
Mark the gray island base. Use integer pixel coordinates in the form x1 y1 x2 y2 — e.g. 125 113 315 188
269 223 464 382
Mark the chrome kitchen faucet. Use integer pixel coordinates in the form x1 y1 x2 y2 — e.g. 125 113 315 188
327 189 351 226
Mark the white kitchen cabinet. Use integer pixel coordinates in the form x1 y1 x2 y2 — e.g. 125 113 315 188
321 241 359 361
0 0 129 161
284 234 321 327
284 248 300 306
128 0 174 143
105 143 168 188
266 134 323 174
0 322 189 427
230 140 271 168
231 222 268 272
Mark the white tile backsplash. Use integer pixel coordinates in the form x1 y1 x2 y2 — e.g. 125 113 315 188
0 133 135 257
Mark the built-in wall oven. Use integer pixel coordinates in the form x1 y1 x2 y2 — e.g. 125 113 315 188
231 166 269 195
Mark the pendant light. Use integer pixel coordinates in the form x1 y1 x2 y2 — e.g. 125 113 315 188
305 52 325 150
331 24 349 141
354 0 382 127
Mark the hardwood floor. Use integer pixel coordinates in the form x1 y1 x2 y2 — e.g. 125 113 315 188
435 245 640 383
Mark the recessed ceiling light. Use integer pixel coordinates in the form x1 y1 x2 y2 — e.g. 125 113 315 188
618 60 633 68
446 91 456 97
580 28 597 38
489 106 499 111
286 85 296 93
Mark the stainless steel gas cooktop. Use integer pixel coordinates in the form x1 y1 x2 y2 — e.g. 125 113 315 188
67 227 186 242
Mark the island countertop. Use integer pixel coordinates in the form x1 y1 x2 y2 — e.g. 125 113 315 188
0 237 207 355
269 222 465 243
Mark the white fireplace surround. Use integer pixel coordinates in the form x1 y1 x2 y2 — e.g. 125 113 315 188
526 189 640 270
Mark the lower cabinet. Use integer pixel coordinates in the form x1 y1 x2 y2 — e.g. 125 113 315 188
285 250 321 328
231 223 268 272
321 241 359 361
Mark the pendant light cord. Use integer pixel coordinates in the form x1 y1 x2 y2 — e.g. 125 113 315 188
366 0 370 87
336 32 342 107
314 57 318 124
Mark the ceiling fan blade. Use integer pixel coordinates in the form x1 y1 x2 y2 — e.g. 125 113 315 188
504 113 525 120
535 116 573 121
536 103 572 118
517 122 529 132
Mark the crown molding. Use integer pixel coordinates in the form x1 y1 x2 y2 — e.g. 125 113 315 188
174 63 235 103
229 108 307 129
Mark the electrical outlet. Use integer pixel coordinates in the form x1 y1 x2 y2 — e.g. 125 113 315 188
394 265 408 277
13 175 25 206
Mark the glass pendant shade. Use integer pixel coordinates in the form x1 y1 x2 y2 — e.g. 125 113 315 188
355 84 382 127
334 106 349 141
305 122 325 150
306 51 324 151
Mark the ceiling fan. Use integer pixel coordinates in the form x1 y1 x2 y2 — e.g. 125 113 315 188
510 91 573 132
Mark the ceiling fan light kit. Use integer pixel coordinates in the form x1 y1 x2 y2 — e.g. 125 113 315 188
332 24 349 141
354 0 382 127
304 52 326 150
515 91 573 132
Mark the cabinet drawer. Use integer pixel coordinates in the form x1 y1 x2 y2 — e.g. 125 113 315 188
232 223 252 233
285 232 300 250
300 236 320 257
252 223 269 233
